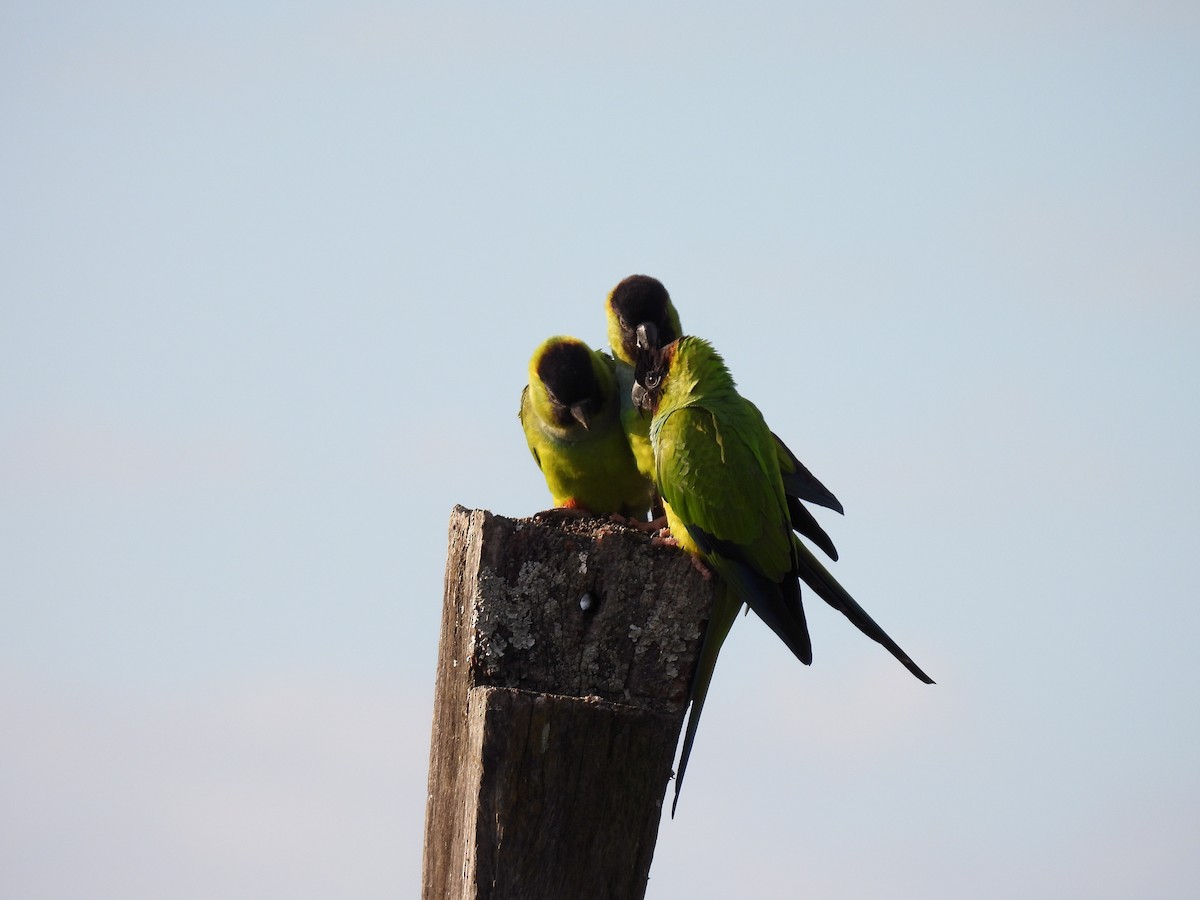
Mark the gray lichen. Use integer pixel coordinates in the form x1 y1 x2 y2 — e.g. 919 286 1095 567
474 564 538 675
474 558 577 676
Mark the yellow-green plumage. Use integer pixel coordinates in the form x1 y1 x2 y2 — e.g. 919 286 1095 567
519 336 653 519
613 360 656 483
634 336 933 814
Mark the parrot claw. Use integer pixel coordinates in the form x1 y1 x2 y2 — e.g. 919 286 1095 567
651 531 714 580
609 513 667 533
688 555 715 581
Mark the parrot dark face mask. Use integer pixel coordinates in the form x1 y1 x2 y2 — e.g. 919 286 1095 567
631 339 675 417
537 342 601 429
608 274 678 363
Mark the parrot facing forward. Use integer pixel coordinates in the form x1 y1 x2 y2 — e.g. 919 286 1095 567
632 335 934 814
519 336 653 519
605 274 682 488
606 273 842 559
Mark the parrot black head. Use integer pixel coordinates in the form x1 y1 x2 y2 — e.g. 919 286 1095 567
631 338 677 417
536 338 603 430
607 275 681 364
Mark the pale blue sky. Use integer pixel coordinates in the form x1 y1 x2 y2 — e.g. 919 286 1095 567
3 2 1198 897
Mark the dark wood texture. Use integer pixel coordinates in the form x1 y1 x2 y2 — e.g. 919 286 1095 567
422 506 716 900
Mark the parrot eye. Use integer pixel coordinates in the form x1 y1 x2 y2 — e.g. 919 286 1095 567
644 373 661 390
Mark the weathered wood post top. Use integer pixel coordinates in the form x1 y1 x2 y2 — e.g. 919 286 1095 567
422 505 716 900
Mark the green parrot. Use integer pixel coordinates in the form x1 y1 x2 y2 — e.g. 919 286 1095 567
605 275 683 489
632 335 934 814
519 335 653 519
606 274 842 559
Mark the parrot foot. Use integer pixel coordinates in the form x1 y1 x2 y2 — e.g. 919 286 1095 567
609 513 667 533
687 555 714 581
650 533 714 580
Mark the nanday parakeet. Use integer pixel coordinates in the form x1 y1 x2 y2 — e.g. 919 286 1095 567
632 335 934 814
604 275 681 489
607 274 842 559
519 335 653 519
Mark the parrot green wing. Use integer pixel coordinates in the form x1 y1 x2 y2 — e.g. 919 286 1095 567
656 402 788 572
655 400 812 665
518 385 543 469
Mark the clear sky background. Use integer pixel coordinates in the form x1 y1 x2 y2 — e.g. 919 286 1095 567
3 2 1198 897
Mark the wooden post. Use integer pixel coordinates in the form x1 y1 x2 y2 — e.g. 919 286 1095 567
422 506 717 900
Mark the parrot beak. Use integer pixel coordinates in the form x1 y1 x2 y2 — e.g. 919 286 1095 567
635 321 659 352
569 402 592 430
631 382 650 416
